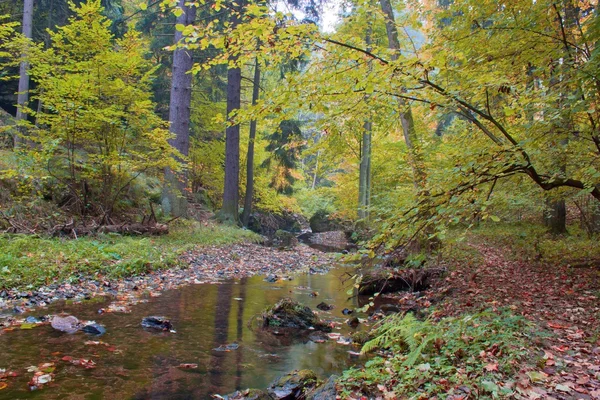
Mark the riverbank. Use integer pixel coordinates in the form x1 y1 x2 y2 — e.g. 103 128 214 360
336 226 600 399
0 221 336 313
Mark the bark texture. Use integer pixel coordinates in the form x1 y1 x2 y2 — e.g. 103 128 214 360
379 0 427 190
241 58 261 226
358 18 373 220
163 0 197 217
221 5 244 224
15 0 34 148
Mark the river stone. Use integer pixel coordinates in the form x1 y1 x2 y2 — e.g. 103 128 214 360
267 369 318 400
51 315 80 334
223 389 271 400
141 316 172 331
316 302 333 311
261 298 331 332
306 375 338 400
81 323 106 336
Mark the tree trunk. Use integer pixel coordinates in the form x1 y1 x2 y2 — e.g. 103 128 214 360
14 0 34 148
358 17 373 221
221 6 244 224
241 58 261 227
378 0 427 191
163 0 196 217
544 199 567 235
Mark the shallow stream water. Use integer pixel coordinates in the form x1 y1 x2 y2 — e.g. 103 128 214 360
0 267 366 399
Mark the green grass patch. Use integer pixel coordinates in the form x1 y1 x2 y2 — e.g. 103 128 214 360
0 220 259 290
339 310 535 398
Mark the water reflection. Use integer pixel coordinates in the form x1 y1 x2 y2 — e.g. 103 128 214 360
0 268 365 399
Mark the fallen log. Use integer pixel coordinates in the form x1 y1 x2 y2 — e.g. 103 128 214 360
53 223 168 237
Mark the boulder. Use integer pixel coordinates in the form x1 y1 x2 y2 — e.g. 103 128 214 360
301 231 352 253
261 298 331 332
273 230 298 249
267 369 318 400
51 315 81 334
306 375 338 400
247 211 308 237
309 210 345 233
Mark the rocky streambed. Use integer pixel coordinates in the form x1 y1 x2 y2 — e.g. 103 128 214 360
0 246 372 399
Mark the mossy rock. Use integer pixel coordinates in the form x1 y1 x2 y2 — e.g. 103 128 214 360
267 369 319 399
351 331 373 345
306 375 338 400
261 298 331 332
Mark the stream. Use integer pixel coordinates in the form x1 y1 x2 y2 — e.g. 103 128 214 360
0 267 367 399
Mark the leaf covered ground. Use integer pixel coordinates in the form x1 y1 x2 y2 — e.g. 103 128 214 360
341 234 600 399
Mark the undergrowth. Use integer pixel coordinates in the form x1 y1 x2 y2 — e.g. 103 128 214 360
0 220 259 290
339 310 534 399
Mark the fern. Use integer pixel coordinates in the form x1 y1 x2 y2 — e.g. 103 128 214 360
362 313 440 367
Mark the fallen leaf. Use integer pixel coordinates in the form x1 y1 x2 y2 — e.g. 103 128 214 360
484 363 498 372
555 384 571 393
178 363 198 369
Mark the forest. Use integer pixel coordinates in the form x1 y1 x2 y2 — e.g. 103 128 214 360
0 0 599 398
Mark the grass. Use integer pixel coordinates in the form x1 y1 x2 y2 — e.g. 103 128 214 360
0 220 259 290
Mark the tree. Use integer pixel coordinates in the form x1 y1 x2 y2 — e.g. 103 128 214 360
358 14 373 220
240 57 261 226
26 0 177 218
14 0 33 148
220 1 246 224
163 0 197 217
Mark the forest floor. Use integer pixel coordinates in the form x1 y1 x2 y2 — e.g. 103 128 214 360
435 243 600 399
363 238 600 400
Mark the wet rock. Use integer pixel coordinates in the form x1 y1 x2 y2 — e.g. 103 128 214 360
316 302 333 311
308 331 328 343
25 316 44 324
51 315 81 334
81 323 106 336
342 308 353 315
261 298 331 332
141 316 173 331
347 316 360 328
306 375 338 400
267 369 318 400
214 343 240 351
223 389 271 400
